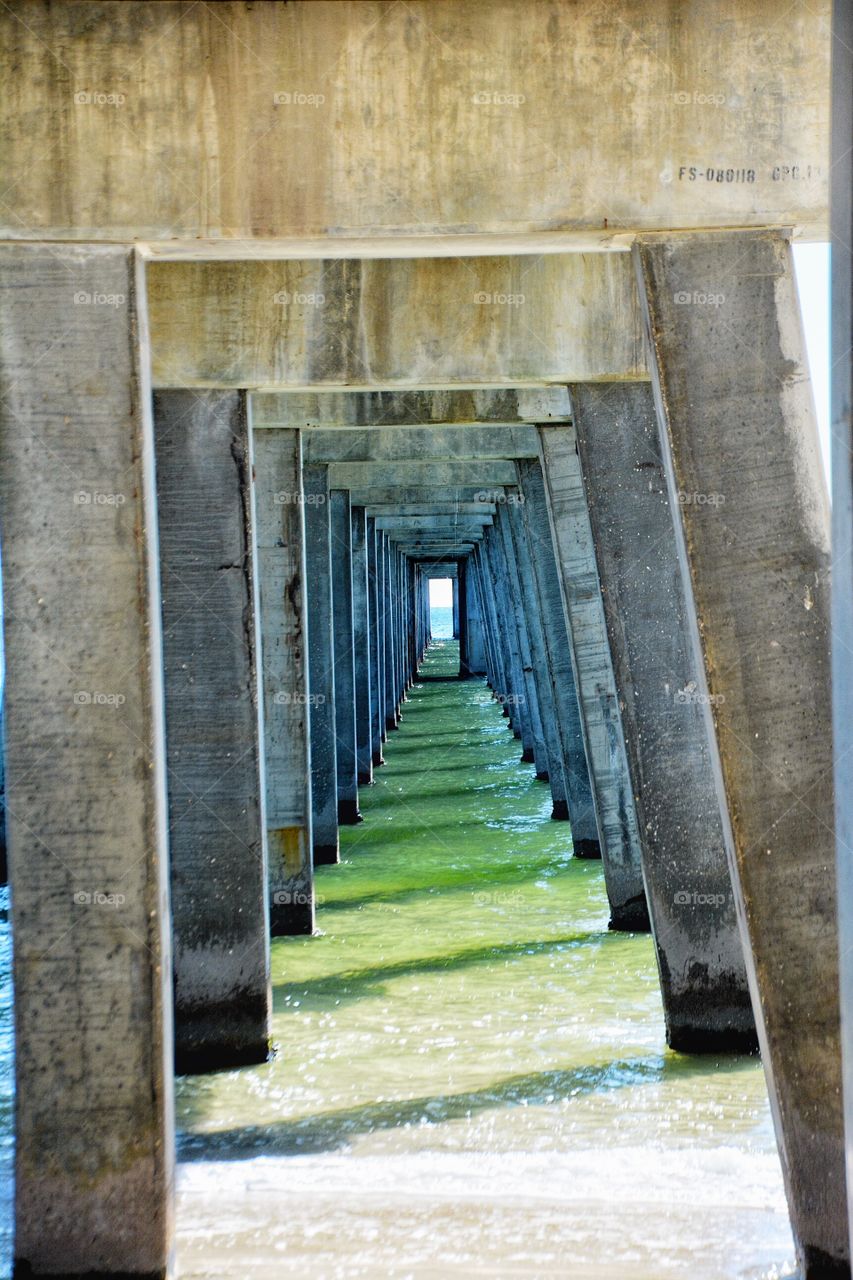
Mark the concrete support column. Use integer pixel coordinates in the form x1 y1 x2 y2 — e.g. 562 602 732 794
382 535 398 729
465 556 487 675
480 528 526 738
351 506 374 786
367 518 385 764
516 462 604 865
831 5 853 1264
303 464 339 865
155 389 270 1072
569 383 754 1052
495 503 548 773
452 577 460 638
254 429 314 935
636 229 846 1274
458 557 471 678
0 244 173 1276
331 490 361 823
535 433 649 923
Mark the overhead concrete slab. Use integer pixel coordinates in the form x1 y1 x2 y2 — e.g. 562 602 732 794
302 425 540 462
253 388 572 427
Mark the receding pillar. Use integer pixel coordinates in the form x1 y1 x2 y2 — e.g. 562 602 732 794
636 229 846 1275
0 244 173 1277
569 384 755 1052
516 461 606 869
254 429 315 935
382 534 398 727
495 504 548 772
331 490 361 823
303 464 339 865
831 1 853 1264
155 390 271 1072
367 518 385 766
351 506 374 786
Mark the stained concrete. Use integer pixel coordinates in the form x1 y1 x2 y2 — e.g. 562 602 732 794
303 464 339 866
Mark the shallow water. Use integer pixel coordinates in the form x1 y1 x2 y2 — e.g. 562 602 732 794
175 640 796 1279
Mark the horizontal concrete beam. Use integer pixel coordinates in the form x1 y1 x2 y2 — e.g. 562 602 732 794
374 515 492 531
328 462 517 489
349 487 507 505
2 1 828 240
148 255 646 388
302 425 540 462
364 504 497 517
253 388 572 427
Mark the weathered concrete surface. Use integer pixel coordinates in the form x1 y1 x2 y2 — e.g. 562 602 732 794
831 0 853 1261
303 426 539 462
303 464 339 866
481 527 528 745
494 504 548 771
331 490 361 824
536 430 649 920
636 229 846 1276
0 244 173 1276
148 255 646 389
367 519 385 766
570 383 755 1053
1 2 829 241
253 388 572 427
329 462 517 490
350 506 374 787
464 554 487 676
516 461 606 870
155 390 270 1073
253 429 315 936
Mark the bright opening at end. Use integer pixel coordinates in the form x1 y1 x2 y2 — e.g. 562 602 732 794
429 577 454 638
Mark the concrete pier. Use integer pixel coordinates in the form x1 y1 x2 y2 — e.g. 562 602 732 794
569 383 755 1053
331 490 361 824
155 390 271 1072
303 464 339 866
351 506 374 787
494 504 548 772
367 518 385 767
636 229 846 1274
0 244 173 1277
253 429 315 936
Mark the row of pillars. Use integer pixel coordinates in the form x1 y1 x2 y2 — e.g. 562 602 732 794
0 226 846 1277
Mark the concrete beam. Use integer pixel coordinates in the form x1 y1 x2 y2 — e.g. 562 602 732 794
636 229 845 1275
350 488 506 506
365 503 497 517
148 254 646 389
2 2 829 241
155 390 271 1073
329 462 517 490
302 425 540 462
253 388 572 427
375 516 492 532
0 244 173 1276
253 428 315 936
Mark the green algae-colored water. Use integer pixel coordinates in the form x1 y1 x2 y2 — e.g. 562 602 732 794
174 640 796 1278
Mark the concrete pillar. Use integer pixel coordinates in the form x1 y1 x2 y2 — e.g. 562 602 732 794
569 384 754 1052
495 503 548 772
502 504 569 799
515 462 605 866
331 490 361 823
0 244 173 1276
382 535 398 728
303 464 339 865
636 229 846 1275
458 557 471 678
351 506 374 786
155 390 270 1072
534 436 649 923
452 576 460 638
480 528 526 738
367 518 385 765
832 3 853 1264
465 556 487 675
253 429 314 935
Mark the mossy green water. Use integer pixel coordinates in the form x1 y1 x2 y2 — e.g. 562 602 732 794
174 640 795 1278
